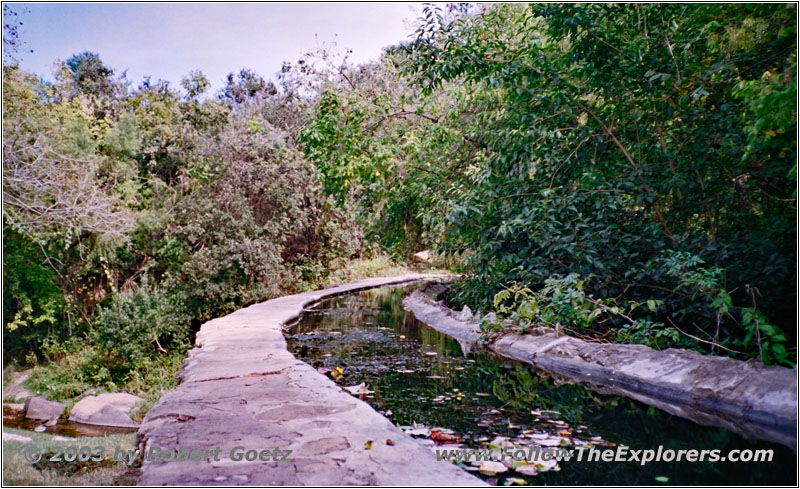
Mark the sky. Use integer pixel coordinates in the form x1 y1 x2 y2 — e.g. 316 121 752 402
7 2 422 91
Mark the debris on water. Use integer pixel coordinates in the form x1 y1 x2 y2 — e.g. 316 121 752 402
344 383 373 395
285 284 796 486
514 464 538 476
408 428 430 437
431 429 461 444
479 461 508 476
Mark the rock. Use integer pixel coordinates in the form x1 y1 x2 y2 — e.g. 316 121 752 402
5 369 32 401
2 431 32 443
481 312 498 324
3 403 25 416
24 396 65 422
69 393 142 428
413 250 431 263
76 387 100 400
34 425 46 432
457 305 473 321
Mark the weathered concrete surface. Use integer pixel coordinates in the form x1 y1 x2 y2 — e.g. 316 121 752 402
403 286 797 450
137 275 484 486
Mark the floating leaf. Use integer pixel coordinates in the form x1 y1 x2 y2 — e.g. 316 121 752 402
515 464 538 476
344 383 373 395
431 429 462 443
479 461 509 476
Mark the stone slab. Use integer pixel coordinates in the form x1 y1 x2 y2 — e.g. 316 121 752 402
24 396 65 422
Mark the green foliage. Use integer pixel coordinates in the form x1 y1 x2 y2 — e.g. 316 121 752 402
164 116 360 320
490 274 681 349
741 306 792 366
3 225 66 353
400 3 795 363
26 343 114 400
93 284 190 376
4 3 796 415
296 54 444 257
493 275 608 331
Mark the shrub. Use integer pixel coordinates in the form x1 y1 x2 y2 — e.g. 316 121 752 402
94 285 190 378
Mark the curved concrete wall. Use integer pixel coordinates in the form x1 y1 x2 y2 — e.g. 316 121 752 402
137 275 485 486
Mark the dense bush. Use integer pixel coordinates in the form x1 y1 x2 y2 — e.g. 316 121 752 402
406 3 796 363
298 4 796 364
2 49 363 394
94 285 190 375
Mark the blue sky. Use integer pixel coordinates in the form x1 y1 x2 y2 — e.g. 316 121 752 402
8 2 422 91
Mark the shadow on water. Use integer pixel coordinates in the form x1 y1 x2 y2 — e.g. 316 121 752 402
286 284 795 486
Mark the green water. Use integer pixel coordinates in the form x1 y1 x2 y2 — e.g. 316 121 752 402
286 284 795 486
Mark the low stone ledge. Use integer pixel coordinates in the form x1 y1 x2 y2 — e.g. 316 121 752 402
403 284 797 450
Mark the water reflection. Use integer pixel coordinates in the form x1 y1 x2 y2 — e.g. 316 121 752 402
287 285 794 485
3 407 137 437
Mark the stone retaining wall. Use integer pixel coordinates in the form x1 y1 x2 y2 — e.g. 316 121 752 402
403 286 797 450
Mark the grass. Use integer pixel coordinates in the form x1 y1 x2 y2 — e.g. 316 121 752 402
321 255 450 289
3 365 16 389
21 346 185 422
2 426 138 486
123 351 185 423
